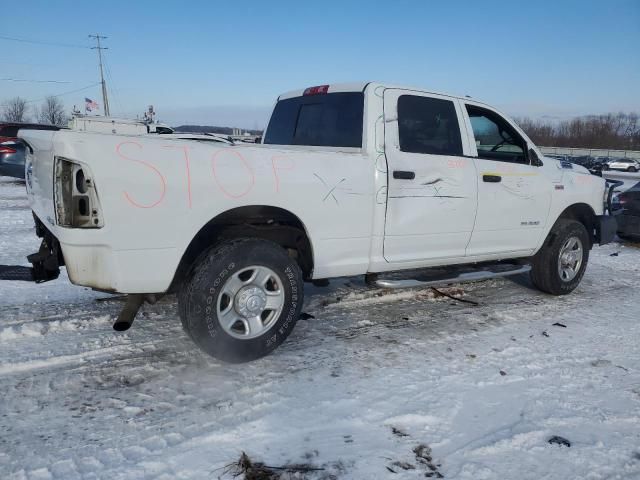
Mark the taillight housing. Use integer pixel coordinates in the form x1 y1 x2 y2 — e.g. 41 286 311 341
0 145 17 154
54 157 103 228
618 193 628 205
303 85 330 96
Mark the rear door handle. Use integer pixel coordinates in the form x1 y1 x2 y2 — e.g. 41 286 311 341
393 170 415 180
482 174 502 183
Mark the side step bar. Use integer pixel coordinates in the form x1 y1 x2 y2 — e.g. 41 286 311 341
374 264 531 289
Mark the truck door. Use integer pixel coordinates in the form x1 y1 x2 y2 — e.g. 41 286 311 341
383 89 479 263
461 102 552 256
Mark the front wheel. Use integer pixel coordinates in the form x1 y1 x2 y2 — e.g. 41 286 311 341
530 219 590 295
627 166 637 172
178 238 304 362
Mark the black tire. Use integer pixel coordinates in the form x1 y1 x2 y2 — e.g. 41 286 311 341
178 238 303 363
530 219 590 295
627 166 637 172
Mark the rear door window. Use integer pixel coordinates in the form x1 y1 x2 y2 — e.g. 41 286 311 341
397 95 463 156
264 92 364 148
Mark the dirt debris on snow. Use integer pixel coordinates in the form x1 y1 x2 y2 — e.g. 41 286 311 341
389 460 416 471
391 426 410 438
548 436 572 448
413 444 444 478
222 452 326 480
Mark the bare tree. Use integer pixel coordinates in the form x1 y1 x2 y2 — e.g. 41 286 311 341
1 97 29 122
38 96 67 126
515 112 640 151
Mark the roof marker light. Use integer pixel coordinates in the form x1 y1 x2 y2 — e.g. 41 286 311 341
303 85 329 96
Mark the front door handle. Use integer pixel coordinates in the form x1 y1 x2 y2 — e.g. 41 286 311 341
393 170 415 180
482 174 502 183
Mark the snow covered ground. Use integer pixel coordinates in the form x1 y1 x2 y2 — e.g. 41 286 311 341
1 176 639 480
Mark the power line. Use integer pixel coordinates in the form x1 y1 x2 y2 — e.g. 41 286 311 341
1 78 72 84
0 34 90 49
1 33 113 114
26 83 102 104
0 83 102 107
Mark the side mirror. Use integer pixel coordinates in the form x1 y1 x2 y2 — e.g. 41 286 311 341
529 148 543 166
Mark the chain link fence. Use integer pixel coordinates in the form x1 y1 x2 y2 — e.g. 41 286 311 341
540 146 640 161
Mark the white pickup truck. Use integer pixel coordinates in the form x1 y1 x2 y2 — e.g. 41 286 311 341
18 82 618 362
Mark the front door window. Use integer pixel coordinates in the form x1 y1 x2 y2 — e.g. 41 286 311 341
466 105 528 164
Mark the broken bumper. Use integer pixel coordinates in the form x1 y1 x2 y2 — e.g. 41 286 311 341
0 217 63 283
595 178 624 245
24 213 178 293
24 213 63 282
60 243 178 293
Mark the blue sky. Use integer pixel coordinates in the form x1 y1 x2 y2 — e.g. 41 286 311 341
1 0 638 128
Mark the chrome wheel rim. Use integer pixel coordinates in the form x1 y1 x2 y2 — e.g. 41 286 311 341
557 236 583 282
217 265 284 339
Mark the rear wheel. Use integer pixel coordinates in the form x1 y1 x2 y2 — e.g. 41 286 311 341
178 238 303 362
627 166 637 172
530 219 590 295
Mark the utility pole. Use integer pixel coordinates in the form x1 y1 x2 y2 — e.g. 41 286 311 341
88 34 110 116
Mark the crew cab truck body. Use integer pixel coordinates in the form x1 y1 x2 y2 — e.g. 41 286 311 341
20 82 617 362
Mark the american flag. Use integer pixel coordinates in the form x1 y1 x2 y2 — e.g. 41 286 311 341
85 97 99 112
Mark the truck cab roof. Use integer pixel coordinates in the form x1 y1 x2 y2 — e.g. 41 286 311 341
277 82 473 103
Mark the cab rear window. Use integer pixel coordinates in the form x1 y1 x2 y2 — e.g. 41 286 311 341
264 92 364 148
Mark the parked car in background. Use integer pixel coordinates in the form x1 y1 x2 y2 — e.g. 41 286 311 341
0 123 61 179
567 155 587 166
568 155 592 169
547 154 569 162
567 156 603 176
606 158 639 172
616 181 640 240
0 122 61 144
0 140 30 179
585 157 605 176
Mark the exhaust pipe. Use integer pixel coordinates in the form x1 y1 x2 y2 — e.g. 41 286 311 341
113 294 145 331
